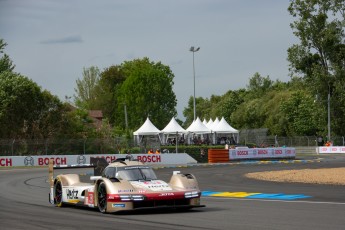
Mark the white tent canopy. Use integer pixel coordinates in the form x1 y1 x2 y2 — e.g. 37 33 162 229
133 117 161 135
213 117 239 133
206 118 214 129
210 117 220 131
133 117 162 150
212 117 239 144
162 117 186 153
186 117 211 134
162 117 186 134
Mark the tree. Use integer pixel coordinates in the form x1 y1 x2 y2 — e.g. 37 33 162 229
0 38 15 73
98 65 126 126
231 97 267 129
183 96 213 127
246 72 273 99
117 58 177 130
213 90 246 123
280 90 324 136
0 71 67 139
288 0 345 136
74 66 101 109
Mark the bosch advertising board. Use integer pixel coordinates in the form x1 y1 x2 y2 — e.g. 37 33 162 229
0 153 197 167
229 147 295 160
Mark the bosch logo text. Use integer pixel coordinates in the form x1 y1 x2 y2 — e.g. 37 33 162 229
0 158 12 167
237 151 248 156
38 157 67 166
137 155 161 163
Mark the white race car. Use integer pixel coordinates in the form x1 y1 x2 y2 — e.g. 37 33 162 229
48 158 204 213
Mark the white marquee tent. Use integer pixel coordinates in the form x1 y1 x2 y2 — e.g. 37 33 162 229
133 117 161 135
162 117 186 134
162 117 187 153
133 118 162 147
186 117 211 134
212 117 239 144
133 116 240 149
206 118 214 129
213 117 239 133
186 117 211 145
210 117 220 131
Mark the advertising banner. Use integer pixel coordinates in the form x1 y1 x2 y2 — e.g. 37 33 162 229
0 153 197 167
317 147 345 154
229 147 295 160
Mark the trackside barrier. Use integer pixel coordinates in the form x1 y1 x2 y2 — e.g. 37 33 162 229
316 146 345 154
208 148 296 163
208 149 229 163
0 153 197 167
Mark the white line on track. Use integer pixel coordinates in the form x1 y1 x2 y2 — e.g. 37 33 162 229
204 196 345 205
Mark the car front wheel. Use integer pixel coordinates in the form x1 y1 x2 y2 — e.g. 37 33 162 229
97 182 107 213
54 180 63 207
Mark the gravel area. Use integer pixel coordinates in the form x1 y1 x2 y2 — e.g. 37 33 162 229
245 167 345 185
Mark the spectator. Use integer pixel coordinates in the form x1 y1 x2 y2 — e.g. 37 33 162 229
148 148 154 154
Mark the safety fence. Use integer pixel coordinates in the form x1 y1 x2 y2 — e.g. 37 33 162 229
241 135 345 147
0 138 133 156
1 136 344 156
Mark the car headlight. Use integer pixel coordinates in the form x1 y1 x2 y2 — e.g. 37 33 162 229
119 194 145 201
184 191 199 198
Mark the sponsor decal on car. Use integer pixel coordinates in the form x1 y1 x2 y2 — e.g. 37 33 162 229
159 192 175 196
118 189 134 193
130 180 172 191
112 204 125 208
87 192 94 204
66 189 79 199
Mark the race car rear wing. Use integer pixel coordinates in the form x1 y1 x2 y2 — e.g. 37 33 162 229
48 157 110 187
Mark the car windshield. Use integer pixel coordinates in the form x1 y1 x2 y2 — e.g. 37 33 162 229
117 166 157 181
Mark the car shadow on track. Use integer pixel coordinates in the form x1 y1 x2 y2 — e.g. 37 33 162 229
60 203 210 216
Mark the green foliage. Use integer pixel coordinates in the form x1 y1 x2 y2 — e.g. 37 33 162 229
183 89 247 128
98 65 126 126
280 90 324 135
0 39 15 73
57 108 96 139
288 0 345 136
117 57 177 130
74 66 101 109
246 72 274 99
261 90 291 136
0 71 68 139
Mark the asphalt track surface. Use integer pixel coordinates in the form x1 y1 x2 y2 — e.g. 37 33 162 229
1 154 345 230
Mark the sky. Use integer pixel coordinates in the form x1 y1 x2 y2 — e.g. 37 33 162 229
0 0 298 120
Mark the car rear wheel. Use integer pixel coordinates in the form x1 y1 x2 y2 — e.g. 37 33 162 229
54 180 63 207
97 182 107 213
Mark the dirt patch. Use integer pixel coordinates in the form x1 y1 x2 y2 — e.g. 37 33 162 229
245 167 345 185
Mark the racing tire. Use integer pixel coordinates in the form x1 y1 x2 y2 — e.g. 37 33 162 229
97 182 107 213
54 180 64 207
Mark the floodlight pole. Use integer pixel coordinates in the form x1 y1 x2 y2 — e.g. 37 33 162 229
327 84 331 142
190 46 200 121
